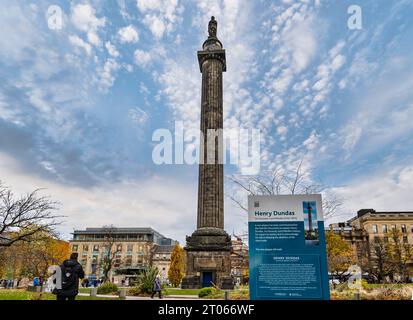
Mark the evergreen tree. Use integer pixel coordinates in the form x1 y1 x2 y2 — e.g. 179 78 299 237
168 245 185 287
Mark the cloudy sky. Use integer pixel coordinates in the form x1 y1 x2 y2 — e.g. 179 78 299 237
1 0 413 244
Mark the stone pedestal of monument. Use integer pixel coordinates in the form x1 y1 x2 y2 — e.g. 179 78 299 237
182 228 233 289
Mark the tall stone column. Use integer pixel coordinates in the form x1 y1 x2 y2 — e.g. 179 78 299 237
182 17 233 290
197 38 225 230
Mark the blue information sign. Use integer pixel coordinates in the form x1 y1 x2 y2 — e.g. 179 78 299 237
248 195 330 300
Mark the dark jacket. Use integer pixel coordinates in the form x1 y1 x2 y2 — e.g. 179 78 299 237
153 278 161 292
59 259 84 297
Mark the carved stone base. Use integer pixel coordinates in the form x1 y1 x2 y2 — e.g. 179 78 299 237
181 276 201 289
182 228 234 290
185 227 232 251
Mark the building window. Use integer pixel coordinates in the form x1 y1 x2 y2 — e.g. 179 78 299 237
401 225 407 233
72 245 78 252
372 225 378 234
93 245 99 252
374 236 380 243
83 245 89 251
411 225 413 233
391 225 396 231
403 236 408 243
384 237 388 243
382 225 387 234
117 244 122 252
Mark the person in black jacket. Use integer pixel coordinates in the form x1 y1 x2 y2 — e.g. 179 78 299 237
56 253 85 301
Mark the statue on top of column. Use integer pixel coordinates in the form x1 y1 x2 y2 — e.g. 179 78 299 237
208 16 217 38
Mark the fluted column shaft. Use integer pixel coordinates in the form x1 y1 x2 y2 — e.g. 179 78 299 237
197 58 224 230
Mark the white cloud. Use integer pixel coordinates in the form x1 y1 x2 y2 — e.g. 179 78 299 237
87 31 101 47
134 49 153 68
137 0 163 11
71 4 106 50
332 164 413 223
69 35 92 56
71 4 105 32
157 59 200 126
118 25 139 43
0 2 103 153
117 0 131 20
128 107 149 125
143 15 166 39
285 19 317 72
303 130 319 151
105 41 120 57
98 59 120 91
123 64 134 72
136 0 181 39
338 70 413 160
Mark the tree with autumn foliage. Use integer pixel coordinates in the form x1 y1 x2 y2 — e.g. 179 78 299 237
387 228 413 282
0 230 69 284
168 245 185 287
326 231 357 282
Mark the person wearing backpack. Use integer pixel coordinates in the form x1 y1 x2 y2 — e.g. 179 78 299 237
55 253 85 301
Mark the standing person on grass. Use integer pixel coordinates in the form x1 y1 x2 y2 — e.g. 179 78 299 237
55 253 84 301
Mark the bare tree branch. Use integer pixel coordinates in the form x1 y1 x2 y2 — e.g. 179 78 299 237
98 225 123 282
0 181 63 247
227 158 344 222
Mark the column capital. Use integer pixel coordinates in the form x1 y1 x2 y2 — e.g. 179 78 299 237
197 49 226 72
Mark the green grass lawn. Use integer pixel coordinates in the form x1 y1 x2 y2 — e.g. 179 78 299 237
163 287 249 299
0 289 120 300
163 288 201 296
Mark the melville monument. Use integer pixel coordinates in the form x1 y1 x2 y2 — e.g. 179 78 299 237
181 16 234 289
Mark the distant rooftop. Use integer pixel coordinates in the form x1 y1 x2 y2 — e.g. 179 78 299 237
71 227 177 246
153 245 176 253
73 227 161 235
357 209 413 218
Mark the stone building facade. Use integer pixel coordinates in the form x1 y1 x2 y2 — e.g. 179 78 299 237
70 227 177 284
330 209 413 279
230 236 249 286
151 245 175 283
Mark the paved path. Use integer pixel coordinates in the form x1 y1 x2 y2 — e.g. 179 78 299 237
78 293 199 300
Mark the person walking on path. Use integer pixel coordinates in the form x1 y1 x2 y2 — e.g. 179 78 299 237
55 253 85 301
151 275 162 299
